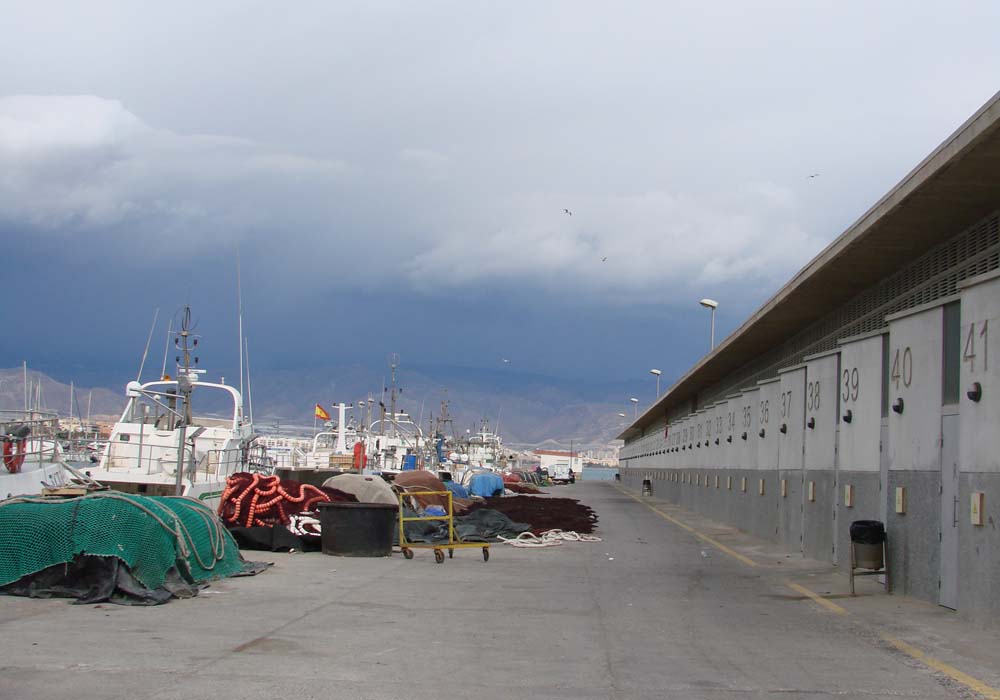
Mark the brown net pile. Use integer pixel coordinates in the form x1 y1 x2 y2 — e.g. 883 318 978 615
505 482 543 495
219 473 357 527
465 495 598 534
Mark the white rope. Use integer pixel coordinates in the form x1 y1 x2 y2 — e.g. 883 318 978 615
498 529 602 548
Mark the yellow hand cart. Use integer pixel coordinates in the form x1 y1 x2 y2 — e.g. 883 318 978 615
397 490 490 563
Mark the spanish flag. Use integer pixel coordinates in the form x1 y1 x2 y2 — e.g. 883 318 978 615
315 404 330 421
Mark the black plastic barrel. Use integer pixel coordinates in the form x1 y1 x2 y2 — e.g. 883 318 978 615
850 520 885 570
317 502 398 557
850 520 885 544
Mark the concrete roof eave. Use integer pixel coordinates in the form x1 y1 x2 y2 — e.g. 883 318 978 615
617 89 1000 443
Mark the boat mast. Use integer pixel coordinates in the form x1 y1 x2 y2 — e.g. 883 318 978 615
388 353 399 439
244 336 253 425
236 249 245 415
136 308 159 382
173 307 198 496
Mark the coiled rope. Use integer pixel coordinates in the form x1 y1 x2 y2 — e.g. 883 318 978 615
498 529 602 548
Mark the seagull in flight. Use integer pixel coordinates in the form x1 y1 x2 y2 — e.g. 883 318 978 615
501 358 511 364
563 208 572 216
807 173 820 179
602 257 608 262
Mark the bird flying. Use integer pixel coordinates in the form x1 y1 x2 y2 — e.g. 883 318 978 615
563 208 572 216
807 173 820 179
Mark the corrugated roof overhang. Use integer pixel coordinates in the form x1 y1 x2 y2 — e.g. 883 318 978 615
619 90 1000 442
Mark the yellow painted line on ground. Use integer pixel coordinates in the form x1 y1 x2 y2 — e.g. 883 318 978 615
784 580 848 616
616 486 758 568
881 635 1000 700
616 484 1000 699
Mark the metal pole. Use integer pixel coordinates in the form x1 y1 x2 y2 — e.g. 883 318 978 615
656 375 660 398
570 438 573 479
710 307 716 350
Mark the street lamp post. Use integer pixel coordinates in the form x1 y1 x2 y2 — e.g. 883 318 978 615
629 397 639 419
649 368 662 398
699 298 719 350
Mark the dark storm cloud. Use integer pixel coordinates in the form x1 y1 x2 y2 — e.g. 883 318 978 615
2 2 1000 388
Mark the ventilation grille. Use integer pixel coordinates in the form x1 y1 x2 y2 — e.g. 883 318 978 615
693 211 1000 412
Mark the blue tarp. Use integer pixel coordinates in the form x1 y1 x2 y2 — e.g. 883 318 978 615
444 481 470 499
468 472 505 498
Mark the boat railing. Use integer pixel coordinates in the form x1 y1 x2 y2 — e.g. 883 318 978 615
1 411 64 471
194 443 273 481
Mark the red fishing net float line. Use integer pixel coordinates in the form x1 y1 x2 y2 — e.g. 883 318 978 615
218 473 356 528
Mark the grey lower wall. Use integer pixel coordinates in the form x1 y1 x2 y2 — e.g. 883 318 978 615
619 468 783 545
751 470 780 542
778 470 804 553
836 471 882 571
886 470 941 603
802 470 836 563
958 473 1000 624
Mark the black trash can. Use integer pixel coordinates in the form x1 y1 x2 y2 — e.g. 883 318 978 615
317 502 398 557
850 520 885 570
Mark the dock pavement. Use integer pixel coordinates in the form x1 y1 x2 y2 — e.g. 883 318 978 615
2 482 999 699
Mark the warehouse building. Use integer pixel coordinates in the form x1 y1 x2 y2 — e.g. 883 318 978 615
618 91 1000 621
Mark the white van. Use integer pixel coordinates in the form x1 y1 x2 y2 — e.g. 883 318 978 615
550 461 575 484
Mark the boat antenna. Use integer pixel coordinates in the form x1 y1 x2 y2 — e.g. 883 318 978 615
136 307 160 382
244 336 254 425
236 248 245 411
495 404 502 437
160 318 174 380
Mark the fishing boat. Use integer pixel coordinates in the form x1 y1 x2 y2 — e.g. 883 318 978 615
95 308 271 507
1 410 69 500
464 417 504 470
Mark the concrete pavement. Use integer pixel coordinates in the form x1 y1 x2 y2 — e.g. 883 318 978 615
1 482 998 699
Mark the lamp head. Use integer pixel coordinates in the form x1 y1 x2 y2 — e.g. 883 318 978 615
649 368 662 376
629 397 638 404
699 298 719 309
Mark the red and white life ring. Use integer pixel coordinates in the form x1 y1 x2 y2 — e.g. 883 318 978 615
3 438 25 474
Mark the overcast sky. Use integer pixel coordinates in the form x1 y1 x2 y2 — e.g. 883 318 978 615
3 1 1000 399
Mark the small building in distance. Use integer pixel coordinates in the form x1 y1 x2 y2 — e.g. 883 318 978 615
534 449 584 475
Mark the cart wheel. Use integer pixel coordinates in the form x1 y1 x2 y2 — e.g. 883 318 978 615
403 548 413 560
482 547 490 562
448 548 454 559
434 549 445 564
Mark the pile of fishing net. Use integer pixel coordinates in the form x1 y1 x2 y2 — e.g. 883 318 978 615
505 482 543 494
464 495 598 535
219 472 357 528
393 470 472 514
0 492 264 605
219 472 357 552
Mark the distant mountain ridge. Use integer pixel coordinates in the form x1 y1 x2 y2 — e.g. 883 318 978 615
0 365 636 449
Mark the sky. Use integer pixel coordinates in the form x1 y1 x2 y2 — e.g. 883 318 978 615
3 1 1000 406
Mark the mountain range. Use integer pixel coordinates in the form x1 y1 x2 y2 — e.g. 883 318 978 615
1 364 637 450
